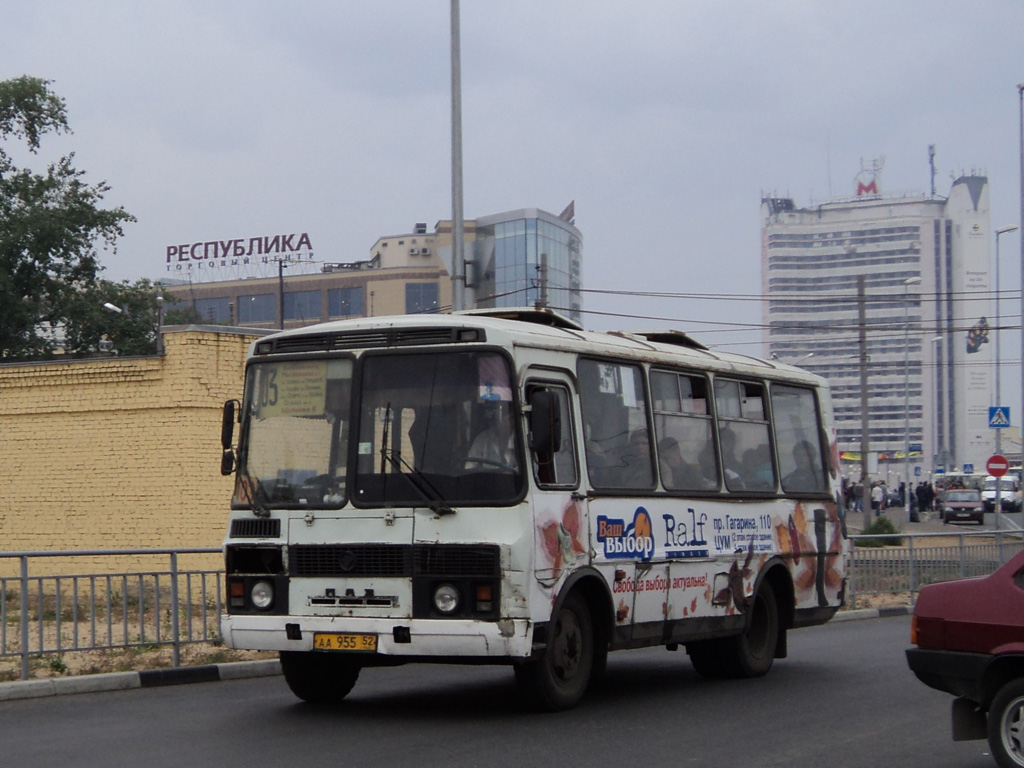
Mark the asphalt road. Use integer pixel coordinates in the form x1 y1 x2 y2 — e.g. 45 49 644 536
0 615 999 768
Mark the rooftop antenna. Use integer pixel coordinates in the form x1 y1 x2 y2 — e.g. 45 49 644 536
826 130 832 199
928 144 936 197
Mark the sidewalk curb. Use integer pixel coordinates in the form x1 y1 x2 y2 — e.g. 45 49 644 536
0 659 282 702
832 605 913 622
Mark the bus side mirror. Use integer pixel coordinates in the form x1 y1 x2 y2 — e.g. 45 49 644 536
529 390 561 454
221 400 239 476
222 400 239 450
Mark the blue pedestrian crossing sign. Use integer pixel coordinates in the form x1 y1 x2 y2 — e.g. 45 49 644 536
989 406 1011 429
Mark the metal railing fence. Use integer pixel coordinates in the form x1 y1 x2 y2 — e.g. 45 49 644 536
0 548 221 681
847 530 1024 608
4 536 1022 681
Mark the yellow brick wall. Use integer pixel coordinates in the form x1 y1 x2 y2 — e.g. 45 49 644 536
0 328 263 575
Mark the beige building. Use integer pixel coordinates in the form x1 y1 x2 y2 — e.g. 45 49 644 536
0 326 266 574
164 223 458 330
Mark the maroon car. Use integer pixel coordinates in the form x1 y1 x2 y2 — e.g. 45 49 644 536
942 487 986 525
906 548 1024 767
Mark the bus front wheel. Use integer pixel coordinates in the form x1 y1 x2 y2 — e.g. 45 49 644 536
515 591 594 711
280 651 361 704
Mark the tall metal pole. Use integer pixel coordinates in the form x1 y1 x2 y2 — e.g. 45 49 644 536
995 226 1018 459
904 276 921 518
156 294 165 356
932 335 943 478
859 275 872 530
450 0 466 312
1018 83 1024 473
535 252 549 309
278 258 285 330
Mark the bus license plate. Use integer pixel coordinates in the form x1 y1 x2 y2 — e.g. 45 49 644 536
312 633 378 652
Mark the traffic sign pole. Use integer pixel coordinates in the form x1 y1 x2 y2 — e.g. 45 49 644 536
987 454 1010 531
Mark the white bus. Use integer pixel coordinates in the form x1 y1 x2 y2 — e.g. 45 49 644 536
219 310 847 710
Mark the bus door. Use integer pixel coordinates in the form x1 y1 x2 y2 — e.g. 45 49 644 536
524 377 589 590
577 358 666 642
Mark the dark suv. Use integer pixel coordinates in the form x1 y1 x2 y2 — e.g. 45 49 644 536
906 548 1024 767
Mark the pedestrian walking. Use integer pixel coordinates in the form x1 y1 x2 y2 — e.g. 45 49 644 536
871 482 885 516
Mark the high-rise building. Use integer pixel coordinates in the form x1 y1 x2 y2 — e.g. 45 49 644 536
762 170 994 480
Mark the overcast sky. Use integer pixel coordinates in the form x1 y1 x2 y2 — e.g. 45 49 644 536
5 1 1024 356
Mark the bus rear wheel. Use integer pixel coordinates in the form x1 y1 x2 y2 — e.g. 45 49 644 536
280 651 361 704
515 591 594 711
688 582 779 679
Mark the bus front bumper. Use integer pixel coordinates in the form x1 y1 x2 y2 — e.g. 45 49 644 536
220 614 535 659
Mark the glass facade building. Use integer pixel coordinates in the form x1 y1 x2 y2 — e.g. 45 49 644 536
471 208 582 324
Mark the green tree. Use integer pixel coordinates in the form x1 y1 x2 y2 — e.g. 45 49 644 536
0 76 135 359
61 279 163 357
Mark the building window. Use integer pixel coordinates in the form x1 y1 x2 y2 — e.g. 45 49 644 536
194 297 231 324
406 282 439 314
328 287 364 318
284 290 321 321
238 294 276 324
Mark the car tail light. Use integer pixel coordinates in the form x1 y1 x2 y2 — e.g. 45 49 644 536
910 615 918 645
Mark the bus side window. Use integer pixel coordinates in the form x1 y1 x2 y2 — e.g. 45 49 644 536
579 359 652 489
651 370 718 491
527 384 578 489
771 384 827 494
714 378 776 492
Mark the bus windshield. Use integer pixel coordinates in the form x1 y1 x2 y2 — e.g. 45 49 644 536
234 358 354 509
353 350 523 507
233 350 524 510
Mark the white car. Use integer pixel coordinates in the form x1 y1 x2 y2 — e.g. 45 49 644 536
982 475 1022 513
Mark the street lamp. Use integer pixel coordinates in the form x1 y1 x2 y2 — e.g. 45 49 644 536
102 297 164 355
904 276 921 518
995 225 1018 459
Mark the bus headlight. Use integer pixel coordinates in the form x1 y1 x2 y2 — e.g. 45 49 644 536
433 584 460 614
251 580 275 610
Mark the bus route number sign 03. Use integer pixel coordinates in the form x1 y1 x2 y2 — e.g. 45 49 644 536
986 454 1010 478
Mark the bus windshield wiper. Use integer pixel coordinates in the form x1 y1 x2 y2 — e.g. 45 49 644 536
379 447 456 516
378 402 454 515
243 473 273 518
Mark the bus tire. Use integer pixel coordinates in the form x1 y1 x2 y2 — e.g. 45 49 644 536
688 582 779 679
515 591 594 711
280 651 361 704
987 678 1024 768
727 581 779 677
687 638 728 678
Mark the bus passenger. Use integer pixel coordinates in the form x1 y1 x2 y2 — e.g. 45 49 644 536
621 430 653 487
741 446 774 490
659 437 702 489
782 440 821 492
467 404 517 469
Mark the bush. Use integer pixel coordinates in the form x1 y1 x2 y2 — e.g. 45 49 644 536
855 516 904 547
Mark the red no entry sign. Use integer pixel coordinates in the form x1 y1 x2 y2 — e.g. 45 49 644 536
987 454 1010 477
